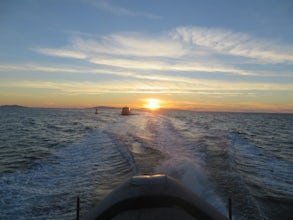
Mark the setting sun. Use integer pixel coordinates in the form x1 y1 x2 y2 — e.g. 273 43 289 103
144 98 161 110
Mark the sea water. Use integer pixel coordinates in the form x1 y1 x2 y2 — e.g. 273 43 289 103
0 107 292 219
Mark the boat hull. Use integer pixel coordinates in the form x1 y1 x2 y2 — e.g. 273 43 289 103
82 174 227 220
121 107 131 115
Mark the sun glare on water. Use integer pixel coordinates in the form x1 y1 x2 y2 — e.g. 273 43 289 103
145 98 161 110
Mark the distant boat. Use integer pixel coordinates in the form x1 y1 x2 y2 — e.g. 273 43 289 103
121 106 131 115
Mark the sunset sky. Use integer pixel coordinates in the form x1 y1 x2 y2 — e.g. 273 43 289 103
1 0 293 112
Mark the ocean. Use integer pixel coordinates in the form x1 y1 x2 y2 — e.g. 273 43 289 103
0 107 292 219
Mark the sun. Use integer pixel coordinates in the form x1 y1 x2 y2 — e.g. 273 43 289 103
145 98 161 110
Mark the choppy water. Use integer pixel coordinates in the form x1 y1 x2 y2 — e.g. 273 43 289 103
0 107 292 219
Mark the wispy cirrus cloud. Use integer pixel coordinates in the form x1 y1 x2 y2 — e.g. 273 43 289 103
34 26 293 79
172 26 293 64
35 48 87 59
70 34 188 58
1 66 292 94
89 57 291 76
2 63 292 89
92 0 161 19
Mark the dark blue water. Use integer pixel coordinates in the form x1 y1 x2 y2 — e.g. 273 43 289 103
0 107 292 219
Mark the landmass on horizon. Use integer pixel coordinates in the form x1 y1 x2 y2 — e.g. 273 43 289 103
1 104 292 115
0 105 27 108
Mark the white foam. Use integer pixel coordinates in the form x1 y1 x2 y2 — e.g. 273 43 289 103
229 132 293 198
0 129 134 219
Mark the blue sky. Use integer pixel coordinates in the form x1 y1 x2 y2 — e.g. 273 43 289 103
0 0 293 112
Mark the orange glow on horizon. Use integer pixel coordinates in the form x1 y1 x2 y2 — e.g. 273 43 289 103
1 95 292 113
143 98 161 110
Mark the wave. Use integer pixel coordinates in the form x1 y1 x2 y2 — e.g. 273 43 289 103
229 132 293 200
0 129 135 219
1 109 292 219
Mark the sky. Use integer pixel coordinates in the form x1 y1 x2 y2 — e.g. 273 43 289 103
0 0 293 112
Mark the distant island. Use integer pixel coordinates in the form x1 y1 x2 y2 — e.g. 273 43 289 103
0 105 27 108
90 106 120 109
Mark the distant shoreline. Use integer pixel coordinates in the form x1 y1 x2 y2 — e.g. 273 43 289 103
0 105 27 108
0 105 292 114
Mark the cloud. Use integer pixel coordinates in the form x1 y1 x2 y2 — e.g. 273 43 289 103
89 56 270 76
1 75 292 95
172 26 293 64
0 64 86 73
1 61 293 92
92 0 161 19
35 48 87 59
70 34 188 58
34 26 293 79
